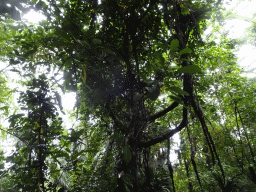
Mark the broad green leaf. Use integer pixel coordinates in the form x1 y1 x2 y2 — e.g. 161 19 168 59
168 95 183 104
154 51 165 65
20 132 31 138
169 86 189 95
101 48 115 54
178 47 192 55
123 145 132 164
63 129 68 136
0 163 4 169
177 65 202 74
170 39 179 51
82 68 86 83
92 38 101 45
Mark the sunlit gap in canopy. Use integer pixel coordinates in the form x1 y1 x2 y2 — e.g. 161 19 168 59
22 8 77 111
22 10 46 23
204 0 256 78
0 6 79 162
0 0 89 171
20 2 105 122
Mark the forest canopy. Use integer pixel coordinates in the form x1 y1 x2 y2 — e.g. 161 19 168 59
0 0 256 191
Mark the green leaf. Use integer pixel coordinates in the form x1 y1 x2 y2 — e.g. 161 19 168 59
72 150 85 160
24 49 37 58
0 163 4 169
155 42 166 51
169 86 189 95
20 132 31 138
154 51 165 65
82 68 86 83
123 145 132 164
56 151 70 159
178 47 192 55
170 39 179 51
92 38 101 45
177 65 202 74
101 48 115 54
168 95 183 104
64 57 73 67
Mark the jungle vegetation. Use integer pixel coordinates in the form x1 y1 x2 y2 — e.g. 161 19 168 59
0 0 256 191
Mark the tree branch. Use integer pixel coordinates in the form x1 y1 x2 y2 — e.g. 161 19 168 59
139 107 187 148
190 95 225 183
147 101 179 122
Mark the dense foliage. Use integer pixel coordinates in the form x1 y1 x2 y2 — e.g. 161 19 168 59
0 0 256 191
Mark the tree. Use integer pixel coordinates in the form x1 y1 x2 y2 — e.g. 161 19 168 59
1 0 256 191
